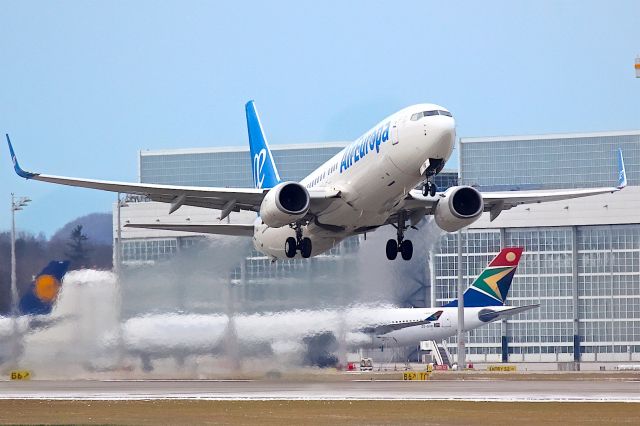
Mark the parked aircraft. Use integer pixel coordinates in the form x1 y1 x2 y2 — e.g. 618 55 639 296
6 102 627 260
112 248 534 370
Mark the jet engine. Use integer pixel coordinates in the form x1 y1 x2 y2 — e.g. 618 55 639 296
259 182 310 228
434 186 484 232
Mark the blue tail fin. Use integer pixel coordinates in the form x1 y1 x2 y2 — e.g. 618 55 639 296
445 248 523 308
18 261 70 315
245 101 281 189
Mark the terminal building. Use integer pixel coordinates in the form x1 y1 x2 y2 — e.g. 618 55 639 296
433 130 640 363
114 130 640 364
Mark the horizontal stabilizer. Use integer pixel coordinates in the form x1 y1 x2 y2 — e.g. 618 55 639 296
125 223 254 237
478 304 539 323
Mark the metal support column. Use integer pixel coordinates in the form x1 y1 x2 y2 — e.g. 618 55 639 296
572 226 580 362
456 229 465 368
500 228 509 362
428 250 436 308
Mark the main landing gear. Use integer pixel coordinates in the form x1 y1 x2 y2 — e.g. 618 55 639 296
285 223 312 258
386 212 413 261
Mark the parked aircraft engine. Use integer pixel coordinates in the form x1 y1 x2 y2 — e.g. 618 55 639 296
259 182 310 228
433 186 484 232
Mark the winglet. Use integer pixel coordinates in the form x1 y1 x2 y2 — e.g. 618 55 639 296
425 310 443 322
6 134 37 179
617 148 627 189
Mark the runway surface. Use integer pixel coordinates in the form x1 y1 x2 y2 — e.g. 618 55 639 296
1 379 639 401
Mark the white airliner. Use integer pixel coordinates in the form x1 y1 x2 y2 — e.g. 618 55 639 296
6 101 627 260
113 248 535 369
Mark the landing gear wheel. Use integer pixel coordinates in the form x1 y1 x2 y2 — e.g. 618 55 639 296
285 237 297 258
386 239 398 260
300 237 312 258
423 181 437 197
400 240 413 261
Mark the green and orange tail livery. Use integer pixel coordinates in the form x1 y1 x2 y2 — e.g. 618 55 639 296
446 248 523 308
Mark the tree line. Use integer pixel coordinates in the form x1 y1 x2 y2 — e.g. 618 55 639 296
0 225 112 315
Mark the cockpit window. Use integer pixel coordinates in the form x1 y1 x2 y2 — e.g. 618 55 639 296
410 110 452 120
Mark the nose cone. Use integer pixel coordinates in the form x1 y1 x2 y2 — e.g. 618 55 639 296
389 113 456 176
432 116 456 158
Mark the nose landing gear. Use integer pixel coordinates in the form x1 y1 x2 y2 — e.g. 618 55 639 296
423 181 437 197
285 223 312 259
386 212 414 261
421 158 444 197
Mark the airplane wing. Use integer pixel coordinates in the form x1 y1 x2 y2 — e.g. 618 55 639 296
124 223 255 236
393 148 627 224
361 310 443 335
6 135 337 217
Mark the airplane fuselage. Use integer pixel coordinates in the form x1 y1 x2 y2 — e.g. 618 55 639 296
253 104 456 259
119 305 510 359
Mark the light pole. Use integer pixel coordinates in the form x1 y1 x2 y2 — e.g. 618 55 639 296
114 193 129 276
456 228 466 369
10 193 30 368
10 193 31 315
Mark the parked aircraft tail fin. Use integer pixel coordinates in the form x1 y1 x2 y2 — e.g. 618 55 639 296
445 247 523 308
18 260 70 315
245 100 281 189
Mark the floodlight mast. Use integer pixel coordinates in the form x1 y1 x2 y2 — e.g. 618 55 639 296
10 193 30 316
10 193 30 368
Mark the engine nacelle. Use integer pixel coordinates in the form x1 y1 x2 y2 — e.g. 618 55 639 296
259 182 310 228
434 186 484 232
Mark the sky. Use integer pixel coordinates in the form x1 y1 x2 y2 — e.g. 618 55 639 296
0 0 639 236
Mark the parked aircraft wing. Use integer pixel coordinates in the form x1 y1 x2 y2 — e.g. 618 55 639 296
124 223 255 236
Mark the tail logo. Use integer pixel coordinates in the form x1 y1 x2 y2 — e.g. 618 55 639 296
472 248 522 303
480 267 514 302
34 274 61 303
253 148 267 189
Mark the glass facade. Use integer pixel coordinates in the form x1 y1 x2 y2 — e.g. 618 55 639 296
140 145 347 187
435 130 640 362
460 131 640 190
140 144 458 190
436 226 640 361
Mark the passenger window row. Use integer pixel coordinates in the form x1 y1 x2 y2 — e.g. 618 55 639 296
307 162 339 188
